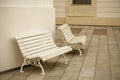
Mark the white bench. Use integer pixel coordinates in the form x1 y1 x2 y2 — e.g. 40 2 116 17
58 24 87 55
15 31 72 74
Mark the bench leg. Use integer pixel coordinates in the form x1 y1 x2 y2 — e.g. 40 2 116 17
77 47 82 56
20 59 26 72
62 54 68 64
38 60 45 75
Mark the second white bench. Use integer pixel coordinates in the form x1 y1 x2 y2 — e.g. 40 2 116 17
58 24 87 56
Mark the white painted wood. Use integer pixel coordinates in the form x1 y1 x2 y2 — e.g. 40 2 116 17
98 8 120 13
97 0 120 2
98 2 120 8
54 1 66 7
15 31 72 74
56 13 65 17
98 13 120 18
0 0 53 7
97 0 120 18
53 0 66 17
53 0 65 1
58 24 87 55
55 7 65 13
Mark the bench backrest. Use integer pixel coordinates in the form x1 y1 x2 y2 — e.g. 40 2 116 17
58 24 74 42
15 31 56 57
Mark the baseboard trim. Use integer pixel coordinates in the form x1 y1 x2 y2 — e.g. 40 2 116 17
0 65 30 74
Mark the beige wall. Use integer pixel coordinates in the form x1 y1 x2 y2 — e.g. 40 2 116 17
53 0 66 23
54 0 120 26
53 0 66 17
97 0 120 18
0 0 53 7
0 0 55 72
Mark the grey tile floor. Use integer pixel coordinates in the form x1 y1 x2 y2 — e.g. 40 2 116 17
0 26 120 80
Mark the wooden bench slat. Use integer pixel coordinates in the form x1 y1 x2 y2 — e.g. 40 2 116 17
26 46 72 61
16 31 49 39
60 25 74 42
17 34 51 43
24 46 57 56
63 30 73 42
19 38 53 47
22 43 56 56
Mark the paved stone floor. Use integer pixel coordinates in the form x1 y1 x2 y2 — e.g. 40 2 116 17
0 26 120 80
